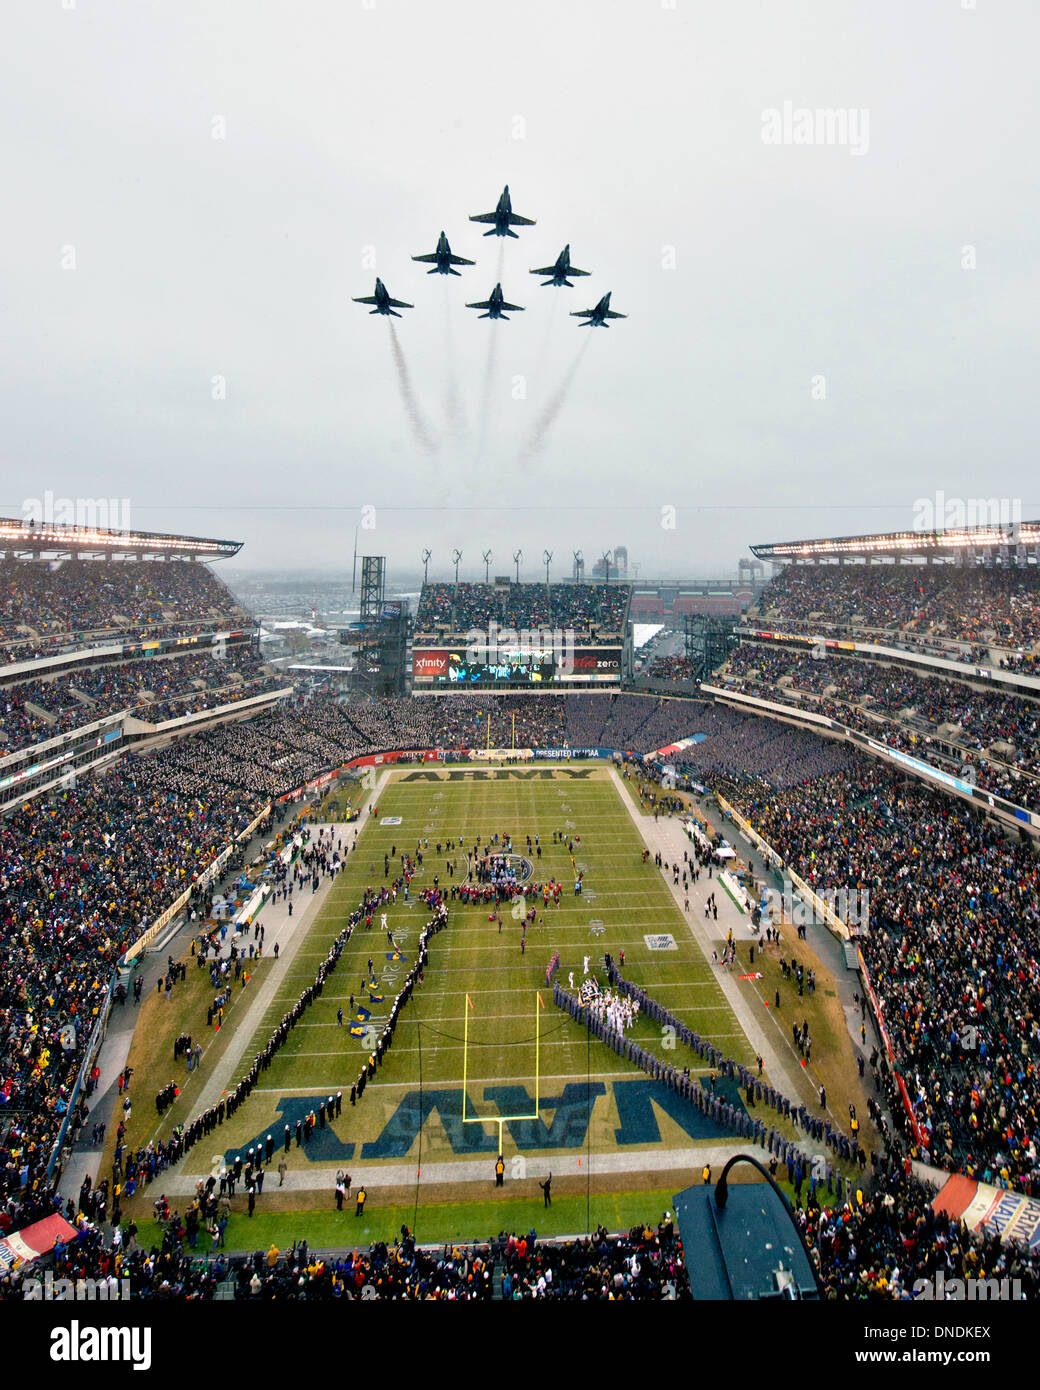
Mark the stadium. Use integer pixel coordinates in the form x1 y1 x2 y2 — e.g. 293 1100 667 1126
2 509 1039 1313
5 2 1039 1353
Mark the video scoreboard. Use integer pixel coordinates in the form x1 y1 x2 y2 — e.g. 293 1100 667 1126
412 646 623 687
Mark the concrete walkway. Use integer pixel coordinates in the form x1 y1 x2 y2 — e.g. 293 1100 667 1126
692 788 892 1133
154 1139 773 1197
607 767 807 1103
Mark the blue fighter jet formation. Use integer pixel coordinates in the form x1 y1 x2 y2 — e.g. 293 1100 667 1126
353 186 626 327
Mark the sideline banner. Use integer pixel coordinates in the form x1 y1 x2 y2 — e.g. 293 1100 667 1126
0 1214 78 1271
933 1174 1040 1251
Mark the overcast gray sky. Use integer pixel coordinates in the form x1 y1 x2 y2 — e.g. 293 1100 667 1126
2 0 1038 581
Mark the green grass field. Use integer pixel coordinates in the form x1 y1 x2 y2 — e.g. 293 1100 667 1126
115 763 828 1240
107 760 871 1246
192 766 755 1179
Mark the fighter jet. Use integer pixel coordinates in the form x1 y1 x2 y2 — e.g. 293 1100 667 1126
469 185 536 238
412 231 476 277
571 292 627 327
352 278 414 318
529 245 591 288
465 283 524 320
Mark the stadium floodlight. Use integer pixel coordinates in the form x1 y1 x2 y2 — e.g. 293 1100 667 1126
573 549 584 583
601 550 612 584
452 548 462 585
421 548 432 584
513 549 523 584
543 549 552 587
482 549 492 582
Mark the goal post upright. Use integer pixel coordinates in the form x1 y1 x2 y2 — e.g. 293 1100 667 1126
461 992 543 1151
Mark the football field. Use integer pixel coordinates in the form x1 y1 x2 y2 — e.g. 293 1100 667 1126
194 763 760 1198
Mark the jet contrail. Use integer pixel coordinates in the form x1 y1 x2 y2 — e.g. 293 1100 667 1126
441 285 467 443
474 319 500 463
519 334 593 462
534 291 561 369
389 322 438 454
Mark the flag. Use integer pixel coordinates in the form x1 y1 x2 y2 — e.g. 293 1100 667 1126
353 1006 371 1023
349 1025 365 1037
466 995 474 1010
537 992 545 1010
368 990 384 1003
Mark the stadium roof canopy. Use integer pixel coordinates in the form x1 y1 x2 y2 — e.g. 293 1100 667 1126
0 516 242 560
750 520 1040 564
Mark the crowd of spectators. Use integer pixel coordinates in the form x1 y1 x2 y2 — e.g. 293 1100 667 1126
657 702 857 790
0 755 270 1230
0 1217 690 1300
799 1161 1040 1299
6 604 1040 1286
415 581 630 640
712 755 1040 1192
641 654 701 682
718 643 1040 809
0 558 249 667
1 647 282 752
754 563 1040 653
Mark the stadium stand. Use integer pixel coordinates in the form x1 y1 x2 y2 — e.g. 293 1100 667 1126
0 557 249 667
752 564 1040 654
717 644 1040 809
0 1219 691 1300
4 532 1040 1291
709 756 1040 1192
415 581 630 640
1 649 283 752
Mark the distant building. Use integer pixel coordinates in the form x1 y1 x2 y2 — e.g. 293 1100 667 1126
629 582 754 620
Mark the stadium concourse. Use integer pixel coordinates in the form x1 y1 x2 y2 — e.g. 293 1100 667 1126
3 544 1040 1299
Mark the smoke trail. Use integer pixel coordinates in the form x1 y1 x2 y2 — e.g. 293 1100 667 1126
474 321 500 463
441 285 467 443
519 334 593 462
389 322 438 454
535 289 561 363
